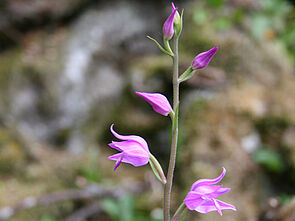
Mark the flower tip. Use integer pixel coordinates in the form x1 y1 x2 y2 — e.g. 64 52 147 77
171 2 176 9
163 177 167 184
221 167 226 174
213 45 218 52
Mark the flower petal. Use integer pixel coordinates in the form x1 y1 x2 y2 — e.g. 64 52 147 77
210 187 231 198
213 198 222 216
136 92 172 116
194 184 223 195
192 46 218 70
111 140 145 152
110 124 149 152
184 191 204 210
163 8 177 40
191 167 226 191
216 199 237 212
108 153 124 170
194 199 236 214
108 142 122 151
122 149 150 167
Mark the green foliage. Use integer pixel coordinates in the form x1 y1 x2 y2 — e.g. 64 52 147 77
40 216 58 221
280 193 293 205
102 195 134 221
193 9 208 25
207 0 224 8
102 195 161 221
79 148 101 182
253 148 285 172
192 0 295 58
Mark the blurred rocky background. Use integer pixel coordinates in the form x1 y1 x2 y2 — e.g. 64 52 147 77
0 0 294 220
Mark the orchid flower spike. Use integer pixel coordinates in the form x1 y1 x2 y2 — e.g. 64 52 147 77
136 92 172 116
184 167 236 216
163 7 177 40
192 46 218 70
108 124 150 171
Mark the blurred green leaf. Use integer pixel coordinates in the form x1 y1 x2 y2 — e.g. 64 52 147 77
102 195 134 221
251 15 271 39
233 9 245 24
119 195 134 221
102 198 120 220
79 148 101 182
280 193 293 205
253 148 284 172
40 216 57 221
214 17 232 30
193 9 208 25
207 0 224 8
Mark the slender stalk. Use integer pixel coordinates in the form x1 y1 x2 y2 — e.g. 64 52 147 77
164 35 180 221
171 202 187 221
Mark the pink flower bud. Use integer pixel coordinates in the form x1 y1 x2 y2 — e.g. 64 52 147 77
136 92 172 116
163 8 177 40
192 46 218 70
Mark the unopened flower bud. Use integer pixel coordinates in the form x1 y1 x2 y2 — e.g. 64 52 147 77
163 8 177 40
192 46 218 70
136 92 172 116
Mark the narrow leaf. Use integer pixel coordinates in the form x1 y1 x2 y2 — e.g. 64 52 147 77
147 36 173 56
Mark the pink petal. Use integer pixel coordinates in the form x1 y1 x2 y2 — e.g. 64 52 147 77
108 153 124 171
111 140 148 153
213 198 222 216
184 191 204 210
191 167 226 191
122 149 149 167
210 187 231 198
171 2 177 11
136 92 172 116
216 199 237 212
192 46 218 70
110 124 149 152
163 8 177 40
108 142 122 151
194 199 236 215
194 184 223 195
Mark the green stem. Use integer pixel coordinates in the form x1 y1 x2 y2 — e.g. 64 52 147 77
171 202 187 221
164 35 180 221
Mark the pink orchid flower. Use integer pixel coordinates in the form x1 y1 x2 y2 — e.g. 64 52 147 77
108 124 150 171
184 167 236 216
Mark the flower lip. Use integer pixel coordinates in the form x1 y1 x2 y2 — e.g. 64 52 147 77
192 46 218 70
